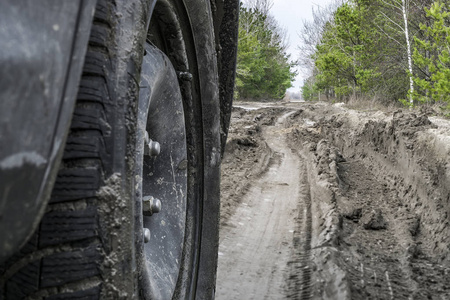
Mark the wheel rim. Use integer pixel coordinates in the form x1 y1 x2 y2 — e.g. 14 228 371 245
134 0 216 297
136 42 188 299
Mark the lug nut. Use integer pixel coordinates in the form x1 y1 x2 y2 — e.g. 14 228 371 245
144 132 161 156
143 228 151 243
143 196 162 216
148 140 160 156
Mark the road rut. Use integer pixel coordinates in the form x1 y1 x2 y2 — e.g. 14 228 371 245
216 111 303 299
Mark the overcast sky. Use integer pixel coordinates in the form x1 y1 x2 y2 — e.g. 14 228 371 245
270 0 333 92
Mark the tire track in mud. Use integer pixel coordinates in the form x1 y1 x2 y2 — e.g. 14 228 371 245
286 158 313 300
216 111 306 300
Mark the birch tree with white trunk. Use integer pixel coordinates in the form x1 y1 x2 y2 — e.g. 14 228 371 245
379 0 414 104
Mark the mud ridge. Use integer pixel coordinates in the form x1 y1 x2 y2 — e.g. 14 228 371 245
287 104 450 299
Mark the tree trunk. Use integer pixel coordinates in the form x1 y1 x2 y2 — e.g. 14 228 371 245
402 0 414 105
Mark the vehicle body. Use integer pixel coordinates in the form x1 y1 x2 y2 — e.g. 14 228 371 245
0 0 238 298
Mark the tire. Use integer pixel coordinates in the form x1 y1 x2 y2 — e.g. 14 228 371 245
0 0 221 299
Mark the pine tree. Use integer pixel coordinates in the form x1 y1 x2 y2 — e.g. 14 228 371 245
313 1 381 99
411 1 450 106
235 1 297 100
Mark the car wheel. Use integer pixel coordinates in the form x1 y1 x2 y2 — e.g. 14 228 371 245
0 0 221 299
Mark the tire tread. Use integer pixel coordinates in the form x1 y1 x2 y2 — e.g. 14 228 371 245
1 0 113 298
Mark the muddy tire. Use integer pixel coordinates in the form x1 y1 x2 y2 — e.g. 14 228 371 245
0 0 221 299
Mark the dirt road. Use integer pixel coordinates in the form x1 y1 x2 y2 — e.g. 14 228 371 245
216 111 300 299
217 102 450 299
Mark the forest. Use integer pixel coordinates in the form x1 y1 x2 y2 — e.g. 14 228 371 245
234 0 297 100
300 0 450 108
235 0 450 109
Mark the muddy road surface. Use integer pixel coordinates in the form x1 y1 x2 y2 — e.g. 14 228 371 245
217 102 450 299
216 111 301 299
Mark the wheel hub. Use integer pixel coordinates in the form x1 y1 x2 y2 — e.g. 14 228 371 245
135 43 188 299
